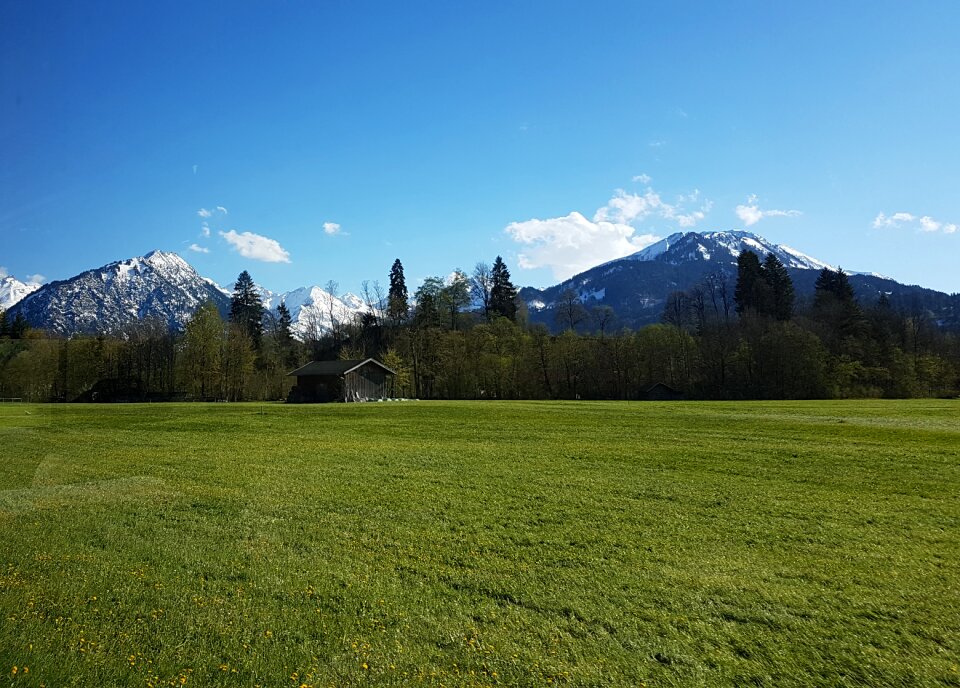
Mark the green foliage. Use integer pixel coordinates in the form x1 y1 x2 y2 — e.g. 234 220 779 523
0 257 957 403
181 301 223 399
0 400 957 686
413 276 445 329
440 269 471 330
229 270 265 347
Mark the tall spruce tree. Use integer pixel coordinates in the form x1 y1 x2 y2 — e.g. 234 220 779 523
489 256 518 321
813 267 866 355
762 253 795 321
814 267 857 311
274 301 297 367
388 259 409 322
734 250 768 315
229 270 265 347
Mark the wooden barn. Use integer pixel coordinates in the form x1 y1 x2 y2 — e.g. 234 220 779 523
286 359 396 403
644 382 685 401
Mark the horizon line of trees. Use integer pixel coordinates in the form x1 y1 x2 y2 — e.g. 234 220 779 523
1 252 958 402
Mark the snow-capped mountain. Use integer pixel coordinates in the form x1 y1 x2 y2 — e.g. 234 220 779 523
613 230 833 271
8 250 232 335
521 229 953 330
6 236 954 336
0 275 42 310
8 249 371 337
261 286 370 338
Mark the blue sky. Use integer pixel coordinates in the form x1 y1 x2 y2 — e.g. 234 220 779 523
3 1 959 295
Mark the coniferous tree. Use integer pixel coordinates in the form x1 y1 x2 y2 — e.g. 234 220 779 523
813 267 866 357
10 313 28 340
388 259 409 322
762 253 795 321
0 310 7 338
229 270 265 347
734 250 768 315
274 301 298 367
489 256 518 321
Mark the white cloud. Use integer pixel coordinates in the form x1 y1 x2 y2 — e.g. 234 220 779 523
593 189 659 224
874 211 957 234
872 212 916 228
0 266 7 279
201 222 211 238
216 206 228 215
649 140 667 148
25 274 45 285
323 221 341 236
735 195 802 226
673 208 708 228
632 173 652 185
188 244 210 254
220 230 291 263
506 211 660 280
505 184 711 280
197 208 213 218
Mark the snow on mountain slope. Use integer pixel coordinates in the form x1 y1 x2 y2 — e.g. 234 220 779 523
615 230 833 271
0 276 41 310
261 286 370 338
519 229 893 331
8 250 231 334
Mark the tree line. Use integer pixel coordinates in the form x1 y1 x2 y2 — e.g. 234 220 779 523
0 252 957 401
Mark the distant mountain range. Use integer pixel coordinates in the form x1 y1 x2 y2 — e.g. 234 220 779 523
4 250 371 337
520 230 959 330
4 231 958 336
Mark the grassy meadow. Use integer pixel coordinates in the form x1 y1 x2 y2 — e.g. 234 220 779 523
0 400 958 687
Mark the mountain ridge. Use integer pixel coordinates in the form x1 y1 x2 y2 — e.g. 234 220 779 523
521 230 957 330
6 250 371 338
5 231 957 336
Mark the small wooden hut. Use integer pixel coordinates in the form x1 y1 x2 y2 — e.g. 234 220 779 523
644 382 685 401
286 359 396 403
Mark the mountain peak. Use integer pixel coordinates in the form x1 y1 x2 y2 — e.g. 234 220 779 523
619 229 832 271
8 251 229 335
1 275 41 310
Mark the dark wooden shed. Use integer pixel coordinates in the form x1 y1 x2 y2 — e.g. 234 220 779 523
644 382 685 401
286 358 396 403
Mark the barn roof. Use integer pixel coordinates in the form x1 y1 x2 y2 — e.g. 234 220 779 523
287 358 396 377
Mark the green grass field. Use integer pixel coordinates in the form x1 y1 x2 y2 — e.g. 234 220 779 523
0 400 958 687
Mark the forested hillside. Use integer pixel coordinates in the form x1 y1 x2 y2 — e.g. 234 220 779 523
0 253 957 401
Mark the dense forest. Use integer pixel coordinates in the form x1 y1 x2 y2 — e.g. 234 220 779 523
1 251 958 402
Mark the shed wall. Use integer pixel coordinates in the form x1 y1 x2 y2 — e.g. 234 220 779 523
344 365 389 401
